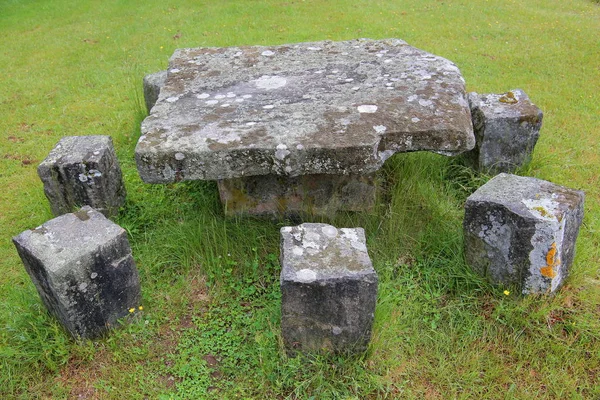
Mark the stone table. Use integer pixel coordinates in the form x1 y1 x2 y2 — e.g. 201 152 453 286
136 38 475 216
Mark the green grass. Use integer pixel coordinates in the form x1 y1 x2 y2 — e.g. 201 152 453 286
1 0 599 398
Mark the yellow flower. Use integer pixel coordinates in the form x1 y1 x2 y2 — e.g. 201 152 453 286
503 290 510 296
138 306 143 311
129 308 135 313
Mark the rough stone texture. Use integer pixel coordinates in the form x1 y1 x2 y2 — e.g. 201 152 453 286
464 173 584 295
12 206 141 339
218 173 376 217
136 38 475 183
280 223 378 353
468 89 543 173
143 70 167 113
38 136 126 218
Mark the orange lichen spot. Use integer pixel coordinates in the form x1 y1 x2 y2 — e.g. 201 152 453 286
541 242 560 278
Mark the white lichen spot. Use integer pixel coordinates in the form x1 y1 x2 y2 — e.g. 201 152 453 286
242 94 253 99
281 226 293 233
93 151 100 155
226 93 237 98
275 144 290 160
384 59 393 63
332 70 339 74
246 122 257 126
332 326 342 335
373 125 387 134
263 104 275 109
351 240 367 252
296 144 304 150
307 46 322 51
197 93 210 99
285 166 292 173
78 282 88 292
90 272 98 279
235 98 244 103
345 78 354 82
357 105 378 113
351 86 360 91
261 50 275 56
254 75 287 90
221 103 231 107
385 82 393 87
321 225 338 238
407 95 418 102
419 99 433 107
376 53 384 58
205 100 219 106
411 117 420 123
78 174 88 182
314 70 324 74
378 150 395 162
175 152 185 161
296 269 317 283
170 68 180 73
292 247 304 256
166 96 179 103
215 94 226 99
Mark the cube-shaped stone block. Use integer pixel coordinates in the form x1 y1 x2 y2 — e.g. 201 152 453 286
280 223 378 354
143 70 167 113
13 206 141 339
38 136 126 218
468 89 543 173
218 173 376 217
464 173 584 295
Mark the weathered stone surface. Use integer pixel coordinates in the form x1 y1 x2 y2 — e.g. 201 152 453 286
38 136 126 218
218 173 376 217
280 223 378 353
464 173 584 295
136 38 475 183
143 70 167 113
12 206 141 339
468 89 543 173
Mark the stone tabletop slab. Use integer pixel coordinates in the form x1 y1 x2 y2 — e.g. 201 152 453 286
136 39 475 183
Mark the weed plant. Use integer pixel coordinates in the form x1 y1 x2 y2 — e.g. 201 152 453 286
1 0 599 398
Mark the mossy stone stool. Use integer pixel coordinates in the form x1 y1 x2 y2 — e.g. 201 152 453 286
464 173 584 295
280 223 378 354
38 135 126 218
13 206 141 339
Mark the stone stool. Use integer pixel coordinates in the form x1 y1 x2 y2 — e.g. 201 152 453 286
464 173 584 294
13 206 141 339
143 70 167 113
468 89 543 173
38 136 126 218
280 223 378 354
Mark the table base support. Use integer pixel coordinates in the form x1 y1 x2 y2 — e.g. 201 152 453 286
218 173 377 217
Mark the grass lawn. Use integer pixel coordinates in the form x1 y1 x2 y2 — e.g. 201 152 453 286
1 0 599 398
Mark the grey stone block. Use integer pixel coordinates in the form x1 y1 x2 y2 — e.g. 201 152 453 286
218 173 376 217
38 136 126 218
464 173 584 295
468 89 543 173
143 70 167 113
280 223 378 354
12 206 141 339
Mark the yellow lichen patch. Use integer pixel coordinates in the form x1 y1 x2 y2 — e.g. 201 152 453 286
541 242 560 278
499 91 518 104
533 206 550 217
